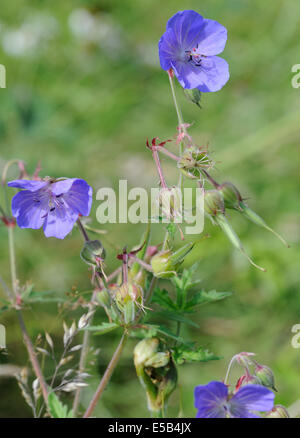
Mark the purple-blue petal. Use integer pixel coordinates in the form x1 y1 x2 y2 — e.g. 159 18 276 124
158 27 177 71
193 18 227 56
197 56 229 92
8 179 48 192
229 404 260 418
194 381 228 408
50 179 78 195
62 179 93 217
166 10 205 49
172 55 229 92
11 190 48 229
196 406 227 418
231 385 275 412
43 203 78 239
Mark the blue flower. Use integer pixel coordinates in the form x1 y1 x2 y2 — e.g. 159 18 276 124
8 178 92 239
159 10 229 92
194 381 275 418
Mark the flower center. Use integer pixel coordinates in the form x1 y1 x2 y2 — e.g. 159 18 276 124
48 193 65 212
184 44 204 66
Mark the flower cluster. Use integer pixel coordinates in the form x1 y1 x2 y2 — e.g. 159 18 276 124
1 8 291 420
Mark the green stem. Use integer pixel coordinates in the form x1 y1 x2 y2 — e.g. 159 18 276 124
1 159 20 215
76 218 90 242
7 225 49 407
83 333 127 418
168 72 186 132
8 226 17 294
73 218 99 416
224 355 238 385
0 273 13 300
168 71 186 193
73 218 120 416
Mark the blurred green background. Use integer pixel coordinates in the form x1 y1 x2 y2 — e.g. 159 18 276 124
0 0 300 418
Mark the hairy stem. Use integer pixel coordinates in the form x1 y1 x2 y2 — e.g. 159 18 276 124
152 148 167 189
7 225 49 407
72 218 99 415
16 310 49 405
73 218 120 416
168 70 185 192
83 333 127 418
76 218 90 242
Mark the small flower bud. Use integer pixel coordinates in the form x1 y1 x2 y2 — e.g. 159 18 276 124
151 250 175 279
116 283 142 303
178 147 213 179
204 190 225 216
218 182 243 210
80 240 106 267
265 405 290 418
254 364 277 391
150 242 194 279
184 88 202 107
114 282 143 324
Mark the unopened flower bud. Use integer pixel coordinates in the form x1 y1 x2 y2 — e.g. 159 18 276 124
218 182 243 210
184 88 202 108
204 190 225 216
150 242 194 279
265 405 289 418
151 250 174 279
114 282 143 324
80 240 106 267
255 364 277 391
178 147 213 179
116 283 142 303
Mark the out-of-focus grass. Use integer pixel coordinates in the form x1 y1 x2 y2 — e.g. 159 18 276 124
0 0 300 417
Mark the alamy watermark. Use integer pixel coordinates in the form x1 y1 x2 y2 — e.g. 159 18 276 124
291 324 300 349
0 64 6 88
96 180 205 235
0 324 6 349
291 64 300 89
